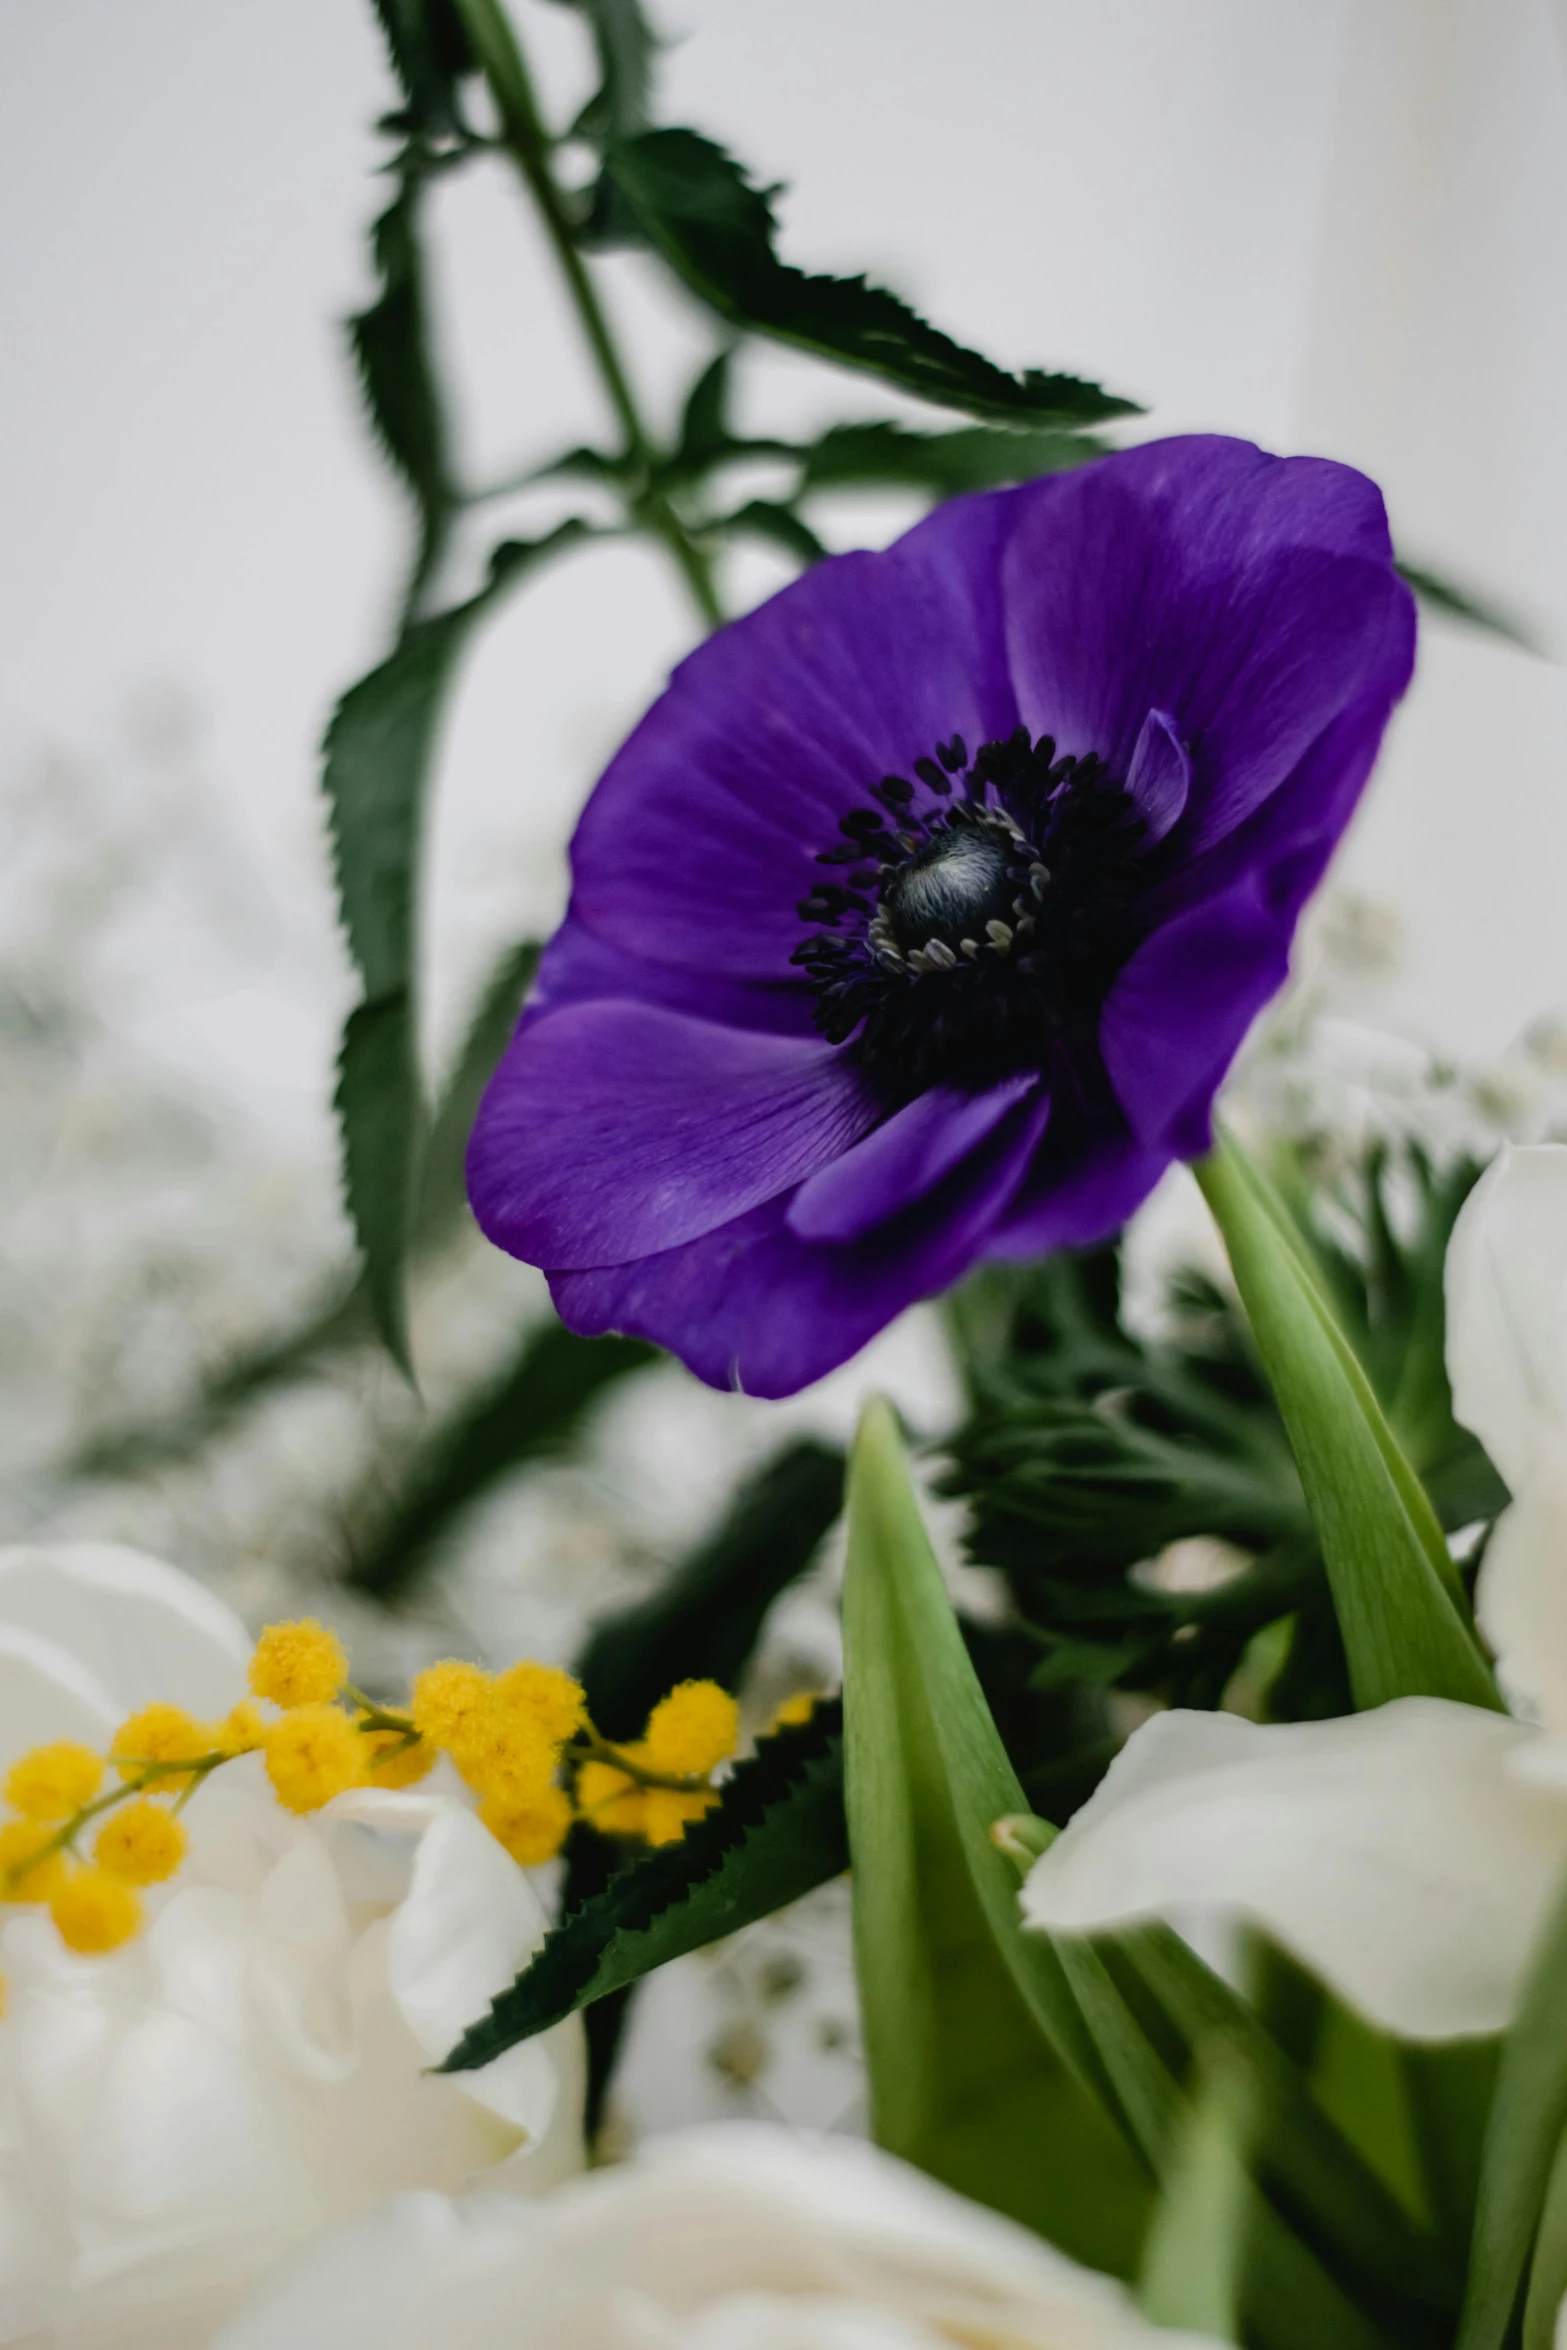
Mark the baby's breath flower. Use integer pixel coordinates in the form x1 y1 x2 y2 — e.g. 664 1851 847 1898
250 1618 348 1710
642 1681 739 1778
410 1660 493 1758
50 1864 142 1955
93 1799 188 1886
479 1785 573 1866
3 1740 104 1821
110 1703 212 1790
215 1699 267 1755
0 1818 67 1903
263 1706 367 1815
493 1660 585 1745
575 1756 648 1837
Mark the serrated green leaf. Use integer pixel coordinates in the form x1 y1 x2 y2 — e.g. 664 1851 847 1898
711 497 827 566
580 1439 842 1738
345 1316 654 1595
325 524 586 1365
439 1704 849 2069
1397 560 1543 657
544 0 656 146
413 936 538 1253
672 348 735 472
606 129 1138 427
371 0 475 134
1196 1132 1499 1712
349 176 454 607
799 418 1103 496
843 1397 1152 2274
1457 1872 1567 2350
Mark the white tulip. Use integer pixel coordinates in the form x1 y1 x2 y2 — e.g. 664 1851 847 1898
214 2121 1222 2350
1021 1144 1567 2042
0 1543 583 2350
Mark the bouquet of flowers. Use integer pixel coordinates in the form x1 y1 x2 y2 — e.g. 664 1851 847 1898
4 4 1563 2346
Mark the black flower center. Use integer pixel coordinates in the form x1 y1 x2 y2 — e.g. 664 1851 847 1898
792 727 1157 1094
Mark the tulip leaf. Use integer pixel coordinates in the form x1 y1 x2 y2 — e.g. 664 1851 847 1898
1196 1132 1499 1713
325 525 588 1368
345 1318 655 1595
842 1397 1153 2275
438 1703 849 2071
1456 1873 1567 2350
605 130 1139 427
1138 2049 1250 2341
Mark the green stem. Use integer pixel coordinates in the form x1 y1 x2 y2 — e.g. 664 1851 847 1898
572 1721 718 1795
452 0 725 633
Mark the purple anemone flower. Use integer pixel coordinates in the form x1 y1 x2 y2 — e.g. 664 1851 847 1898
469 436 1415 1396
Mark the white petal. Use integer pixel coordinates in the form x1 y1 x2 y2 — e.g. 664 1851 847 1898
0 1543 250 1721
213 2126 1216 2350
0 1623 118 1772
1446 1144 1567 1493
248 1837 358 2085
382 1805 559 2139
1473 1454 1567 1731
1020 1700 1567 2038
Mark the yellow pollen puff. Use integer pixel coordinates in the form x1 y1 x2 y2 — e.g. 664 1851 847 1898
643 1785 719 1847
770 1691 819 1731
0 1819 67 1903
493 1660 586 1746
110 1704 212 1790
575 1756 649 1838
249 1618 349 1710
50 1865 142 1955
215 1700 266 1756
642 1681 739 1779
93 1799 188 1886
451 1704 557 1805
3 1740 105 1822
363 1730 435 1788
263 1707 367 1815
410 1660 493 1757
480 1785 573 1866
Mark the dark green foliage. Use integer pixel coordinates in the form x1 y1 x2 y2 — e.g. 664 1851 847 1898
545 0 659 247
325 527 587 1367
412 937 539 1253
348 178 454 606
943 1141 1502 1725
440 1702 848 2070
370 0 476 135
712 498 829 567
606 130 1138 426
579 1439 844 1739
345 1320 656 1596
1397 560 1543 656
797 417 1104 495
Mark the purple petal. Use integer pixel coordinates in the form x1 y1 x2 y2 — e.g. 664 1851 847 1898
989 1120 1171 1258
1001 437 1414 857
548 1088 1051 1395
1126 708 1190 846
527 913 820 1039
467 1000 876 1271
567 490 1024 985
1100 878 1289 1157
786 1074 1041 1243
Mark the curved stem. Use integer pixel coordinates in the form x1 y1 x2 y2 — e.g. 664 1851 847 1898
453 0 725 633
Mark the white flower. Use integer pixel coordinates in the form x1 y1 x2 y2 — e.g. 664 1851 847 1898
213 2121 1222 2350
1020 1143 1567 2042
0 1542 583 2350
